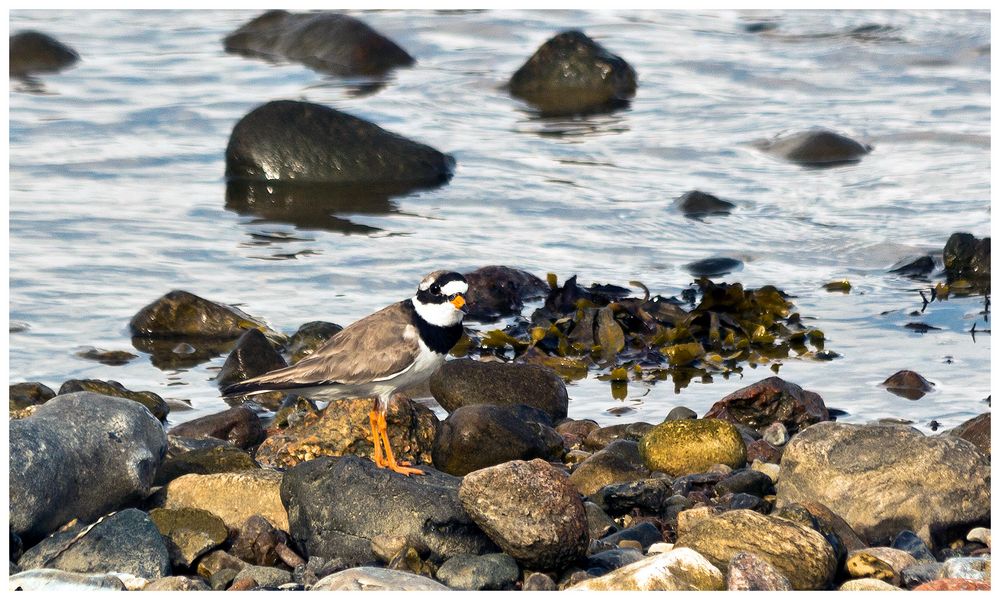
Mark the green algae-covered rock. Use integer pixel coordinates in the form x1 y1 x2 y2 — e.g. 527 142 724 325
638 418 747 476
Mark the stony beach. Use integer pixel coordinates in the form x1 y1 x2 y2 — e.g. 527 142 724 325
9 9 991 592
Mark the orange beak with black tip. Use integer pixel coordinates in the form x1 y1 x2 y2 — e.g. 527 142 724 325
450 293 466 310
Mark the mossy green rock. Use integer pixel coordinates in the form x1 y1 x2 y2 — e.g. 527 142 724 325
638 418 746 476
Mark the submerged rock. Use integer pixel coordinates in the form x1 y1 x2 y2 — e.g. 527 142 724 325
225 100 454 186
639 418 747 476
755 128 872 166
281 455 494 566
58 378 169 421
10 31 79 78
704 376 828 436
889 255 935 278
432 404 563 476
18 508 171 580
685 257 743 278
462 265 548 322
674 190 735 217
676 509 837 590
459 459 588 571
429 358 568 420
255 395 436 469
508 30 637 116
10 393 167 544
776 421 990 547
224 10 413 76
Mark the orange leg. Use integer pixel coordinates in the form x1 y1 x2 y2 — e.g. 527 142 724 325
368 409 387 468
377 411 424 476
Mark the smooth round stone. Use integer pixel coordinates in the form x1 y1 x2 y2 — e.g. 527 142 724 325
568 548 724 591
839 578 904 591
435 553 519 591
639 419 747 476
941 556 989 581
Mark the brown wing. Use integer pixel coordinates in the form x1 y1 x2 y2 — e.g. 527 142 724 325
226 301 420 392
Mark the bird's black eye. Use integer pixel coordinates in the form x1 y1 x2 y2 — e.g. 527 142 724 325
430 283 441 294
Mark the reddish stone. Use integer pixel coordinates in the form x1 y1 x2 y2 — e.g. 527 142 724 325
746 439 783 464
913 578 990 591
704 377 828 435
947 413 990 458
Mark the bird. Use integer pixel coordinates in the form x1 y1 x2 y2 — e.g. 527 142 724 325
222 270 468 476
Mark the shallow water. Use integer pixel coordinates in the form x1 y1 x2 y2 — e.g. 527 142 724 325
8 9 991 431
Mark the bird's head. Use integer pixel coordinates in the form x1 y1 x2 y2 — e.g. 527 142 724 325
413 270 468 327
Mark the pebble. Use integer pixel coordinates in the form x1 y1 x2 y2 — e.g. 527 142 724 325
436 553 519 590
311 567 448 591
839 578 904 591
941 556 989 581
762 422 789 446
726 551 792 591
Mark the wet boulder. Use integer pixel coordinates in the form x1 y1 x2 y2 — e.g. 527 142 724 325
676 509 838 590
154 443 259 485
224 10 413 77
149 507 229 570
429 358 568 420
58 378 168 421
225 100 454 186
776 421 990 547
508 30 637 116
881 369 935 400
168 405 265 449
755 128 872 166
462 265 548 322
216 328 287 390
10 393 167 545
889 255 935 278
943 232 990 285
459 459 588 571
639 418 747 476
17 508 171 580
255 395 436 469
674 190 735 217
432 404 564 476
129 289 277 341
10 31 79 78
704 376 829 436
287 320 342 363
8 381 55 418
281 455 495 566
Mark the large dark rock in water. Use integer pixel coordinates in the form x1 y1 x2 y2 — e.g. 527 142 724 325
225 100 454 187
129 289 276 340
168 405 265 449
10 393 167 545
942 232 990 285
432 404 564 476
224 10 414 77
17 509 171 580
215 329 287 390
9 381 55 415
673 191 735 217
10 31 79 78
280 455 495 565
429 359 568 421
776 422 990 548
755 129 872 166
703 376 829 436
462 265 549 322
508 30 637 116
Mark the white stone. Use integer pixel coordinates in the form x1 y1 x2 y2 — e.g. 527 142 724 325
569 547 724 591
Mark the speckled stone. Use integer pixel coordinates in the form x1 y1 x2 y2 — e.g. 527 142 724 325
839 578 904 591
726 552 792 591
913 578 990 591
639 419 746 476
846 547 917 585
941 556 989 581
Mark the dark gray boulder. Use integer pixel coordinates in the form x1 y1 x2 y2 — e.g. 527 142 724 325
429 358 568 420
10 393 167 545
225 100 454 186
216 328 287 390
9 381 55 413
280 455 495 566
673 191 735 217
129 289 277 341
10 31 79 78
684 257 743 278
224 10 413 77
462 265 548 322
287 321 343 363
18 508 171 580
432 404 564 476
755 129 872 166
168 405 265 449
508 30 637 116
943 232 990 285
